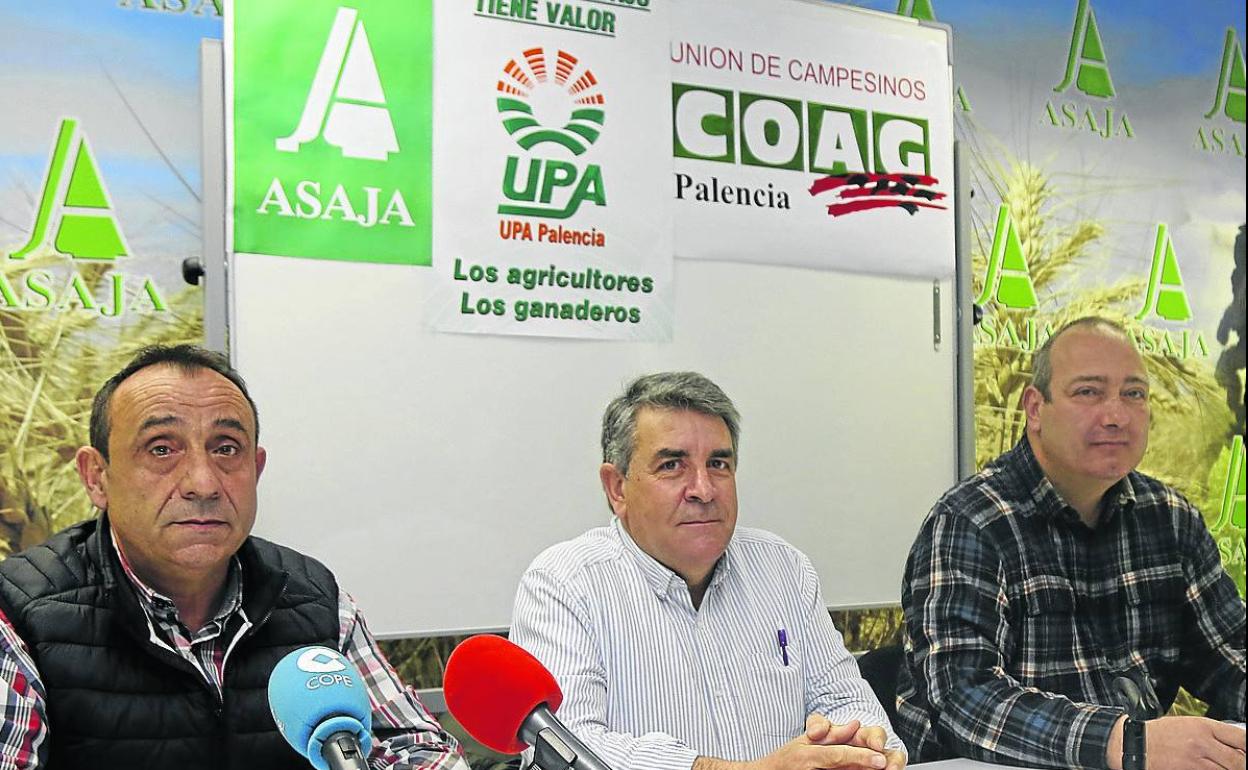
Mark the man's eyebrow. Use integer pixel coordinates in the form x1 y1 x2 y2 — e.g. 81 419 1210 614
710 449 735 459
1068 375 1108 384
137 415 180 434
214 417 249 435
654 448 688 459
1124 375 1149 386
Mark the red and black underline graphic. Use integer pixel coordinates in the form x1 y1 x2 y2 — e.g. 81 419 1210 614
808 172 947 217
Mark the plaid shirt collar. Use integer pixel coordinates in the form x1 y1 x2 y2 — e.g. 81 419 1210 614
1007 436 1138 528
109 526 244 637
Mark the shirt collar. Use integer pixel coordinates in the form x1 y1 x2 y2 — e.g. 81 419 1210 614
109 525 244 628
1011 436 1137 527
612 517 732 601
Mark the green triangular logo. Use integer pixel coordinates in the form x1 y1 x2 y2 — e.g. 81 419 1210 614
1136 223 1191 323
976 204 1037 309
1205 28 1246 122
1217 435 1246 530
1055 0 1116 99
896 0 936 22
7 118 129 261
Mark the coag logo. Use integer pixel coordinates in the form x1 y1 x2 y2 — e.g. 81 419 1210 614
9 118 128 262
2 118 167 316
1213 435 1247 531
1136 223 1191 323
1045 0 1132 140
497 48 607 220
975 204 1037 310
1206 28 1246 124
277 6 397 161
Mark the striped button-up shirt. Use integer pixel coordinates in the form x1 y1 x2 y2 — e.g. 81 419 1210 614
0 528 466 770
511 519 903 770
896 437 1247 769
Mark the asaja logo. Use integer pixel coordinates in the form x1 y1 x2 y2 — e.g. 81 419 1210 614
1206 28 1246 123
1045 0 1133 140
276 6 397 161
233 1 432 265
1130 223 1207 360
497 48 607 220
976 204 1037 310
1213 435 1246 531
2 118 166 316
10 118 127 262
895 0 936 22
1136 223 1190 323
1195 28 1245 157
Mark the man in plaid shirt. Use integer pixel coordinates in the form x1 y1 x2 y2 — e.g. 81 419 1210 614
897 317 1246 770
0 345 465 770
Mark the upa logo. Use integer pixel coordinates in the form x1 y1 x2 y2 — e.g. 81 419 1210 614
1195 27 1245 157
1213 435 1247 531
2 118 167 316
1136 223 1191 323
277 6 397 161
976 204 1037 310
1045 0 1133 140
496 48 607 220
10 118 128 262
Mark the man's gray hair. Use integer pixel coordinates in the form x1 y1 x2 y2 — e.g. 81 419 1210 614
1032 316 1132 400
601 372 740 477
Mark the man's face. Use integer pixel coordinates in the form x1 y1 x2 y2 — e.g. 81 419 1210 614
600 407 738 588
1024 327 1150 494
75 364 266 588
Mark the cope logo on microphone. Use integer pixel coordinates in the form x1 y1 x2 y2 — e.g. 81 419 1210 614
296 646 356 690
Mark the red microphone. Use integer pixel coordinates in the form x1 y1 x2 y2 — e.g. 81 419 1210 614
443 635 613 770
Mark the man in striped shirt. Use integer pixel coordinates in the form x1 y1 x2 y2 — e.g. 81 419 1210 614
512 372 905 770
896 317 1246 770
0 345 465 770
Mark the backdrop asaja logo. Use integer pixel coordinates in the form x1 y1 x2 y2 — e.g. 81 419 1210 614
1136 223 1191 323
976 204 1037 310
276 6 397 161
2 118 167 316
232 1 433 265
496 48 607 220
9 118 128 262
1206 27 1246 123
1045 0 1132 140
1214 435 1247 531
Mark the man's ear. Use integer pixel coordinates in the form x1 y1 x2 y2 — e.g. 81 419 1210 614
255 446 267 479
599 463 627 518
1021 385 1044 435
75 446 109 510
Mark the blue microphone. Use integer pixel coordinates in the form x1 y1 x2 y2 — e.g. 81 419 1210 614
268 646 374 770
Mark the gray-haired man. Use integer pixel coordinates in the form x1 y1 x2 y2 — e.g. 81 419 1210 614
511 372 906 770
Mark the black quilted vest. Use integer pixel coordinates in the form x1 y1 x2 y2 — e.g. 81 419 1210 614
0 516 340 770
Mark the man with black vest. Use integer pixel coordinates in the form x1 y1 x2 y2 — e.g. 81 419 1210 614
0 345 465 770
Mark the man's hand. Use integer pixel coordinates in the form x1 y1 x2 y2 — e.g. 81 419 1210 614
805 715 906 770
1106 715 1246 770
693 718 890 770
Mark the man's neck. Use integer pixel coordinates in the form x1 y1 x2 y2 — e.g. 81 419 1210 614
1026 436 1116 528
114 538 230 632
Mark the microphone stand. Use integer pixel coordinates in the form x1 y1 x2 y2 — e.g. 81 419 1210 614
322 730 370 770
520 707 614 770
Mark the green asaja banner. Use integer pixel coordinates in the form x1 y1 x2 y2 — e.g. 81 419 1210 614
229 1 432 264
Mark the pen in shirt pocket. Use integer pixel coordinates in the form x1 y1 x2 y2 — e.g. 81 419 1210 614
776 628 789 666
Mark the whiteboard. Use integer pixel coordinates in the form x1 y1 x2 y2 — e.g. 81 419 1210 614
213 1 967 637
231 254 960 636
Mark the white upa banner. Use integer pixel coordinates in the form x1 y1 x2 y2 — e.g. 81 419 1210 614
430 0 673 340
670 0 955 278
